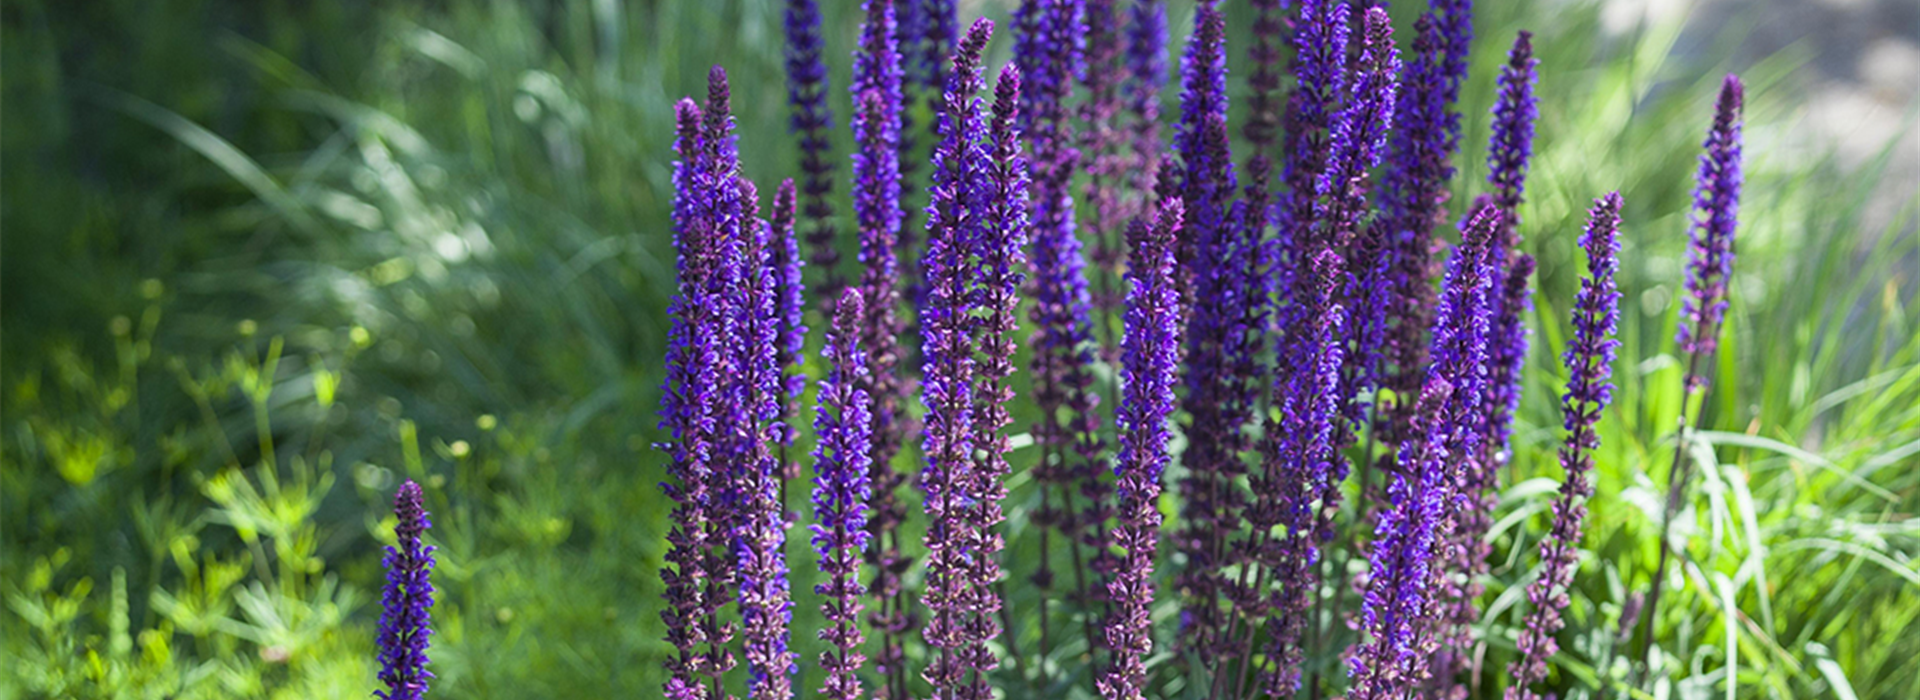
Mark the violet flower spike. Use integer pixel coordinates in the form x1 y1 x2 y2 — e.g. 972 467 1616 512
783 0 839 302
1639 72 1744 675
814 290 876 700
1082 0 1131 356
730 177 798 700
1098 199 1185 700
1252 9 1400 692
954 63 1029 695
1018 0 1109 645
1123 0 1167 208
1270 0 1348 385
376 480 436 700
850 2 917 693
1169 0 1245 655
1349 205 1501 700
1508 193 1623 700
770 180 808 475
1361 0 1473 449
917 19 992 695
661 94 736 700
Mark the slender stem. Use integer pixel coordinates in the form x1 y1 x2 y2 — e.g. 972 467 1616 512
1635 344 1711 681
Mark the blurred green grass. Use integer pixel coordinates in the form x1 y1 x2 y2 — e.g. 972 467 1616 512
2 0 1915 698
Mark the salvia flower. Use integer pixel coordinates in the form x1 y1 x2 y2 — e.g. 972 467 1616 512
1098 199 1185 700
1256 9 1399 692
1507 193 1624 700
917 19 993 694
1123 0 1167 218
1169 0 1245 654
783 0 839 301
1270 0 1348 384
1676 74 1744 368
814 289 875 700
1363 1 1473 446
1018 0 1109 633
1640 72 1744 672
661 94 736 700
1349 205 1501 700
1082 0 1131 355
770 180 808 481
377 480 436 700
850 2 916 691
729 176 798 700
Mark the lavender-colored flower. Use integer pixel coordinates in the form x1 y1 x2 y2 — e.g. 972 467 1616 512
917 19 993 694
1017 0 1110 637
897 0 961 317
1676 75 1743 367
661 94 735 700
376 480 436 700
1361 1 1473 449
850 3 917 693
1170 0 1248 655
814 289 876 700
1082 0 1130 356
770 180 808 481
729 176 798 700
1349 205 1501 700
783 0 839 302
1253 9 1400 692
1123 0 1166 220
1098 199 1185 700
953 64 1030 693
1432 34 1540 691
1640 72 1744 673
1508 193 1623 700
1270 0 1348 383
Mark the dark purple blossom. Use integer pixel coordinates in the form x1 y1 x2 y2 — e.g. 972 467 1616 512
1270 0 1348 385
729 176 797 700
1169 0 1245 655
1640 72 1744 672
661 92 737 700
917 19 992 694
1432 34 1540 691
1083 0 1131 356
1349 205 1501 700
1676 75 1743 366
850 3 917 693
1254 9 1400 693
1098 199 1185 700
770 180 808 482
782 0 838 301
1123 0 1166 221
1508 193 1624 700
1361 1 1474 450
814 290 875 700
376 480 435 700
1018 0 1109 640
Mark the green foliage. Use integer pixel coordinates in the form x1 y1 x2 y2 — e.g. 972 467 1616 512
3 1 1915 699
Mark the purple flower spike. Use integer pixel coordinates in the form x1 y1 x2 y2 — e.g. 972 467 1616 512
1677 75 1744 367
1362 1 1474 449
1083 0 1131 353
1098 199 1185 700
850 3 917 692
770 180 808 478
662 95 735 700
1270 0 1347 385
783 0 839 301
376 480 436 700
814 290 875 700
1433 34 1540 689
1170 0 1247 655
917 19 993 695
1641 72 1744 674
1350 205 1502 700
1124 0 1168 211
730 177 798 700
1507 193 1624 700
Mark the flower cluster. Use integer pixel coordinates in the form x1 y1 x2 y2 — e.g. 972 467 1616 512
611 8 1754 700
